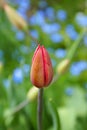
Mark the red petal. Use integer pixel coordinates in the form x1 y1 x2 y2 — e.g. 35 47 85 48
30 45 44 88
42 46 53 86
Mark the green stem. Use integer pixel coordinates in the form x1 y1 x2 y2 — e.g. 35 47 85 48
67 29 86 60
37 88 43 130
24 29 39 45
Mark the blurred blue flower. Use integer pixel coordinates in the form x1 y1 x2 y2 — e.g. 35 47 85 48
15 0 29 5
23 64 30 76
13 68 23 84
55 49 66 58
16 31 25 41
57 9 67 21
50 33 63 43
29 15 37 25
45 7 55 21
17 9 27 20
83 35 87 46
8 0 29 20
41 23 61 34
29 11 45 26
65 24 78 40
17 0 29 21
75 13 87 27
3 79 11 88
17 7 26 14
70 61 87 75
65 87 74 96
30 30 38 38
35 11 45 25
19 0 30 11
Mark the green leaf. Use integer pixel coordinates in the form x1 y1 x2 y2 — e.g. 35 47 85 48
47 99 61 130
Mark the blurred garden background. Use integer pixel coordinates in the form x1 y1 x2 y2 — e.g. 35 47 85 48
0 0 87 130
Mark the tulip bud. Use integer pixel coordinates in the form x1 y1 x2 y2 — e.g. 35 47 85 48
56 59 70 75
30 45 53 88
0 62 3 73
27 86 39 101
3 4 28 30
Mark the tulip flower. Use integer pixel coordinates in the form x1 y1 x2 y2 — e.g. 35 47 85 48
30 45 53 88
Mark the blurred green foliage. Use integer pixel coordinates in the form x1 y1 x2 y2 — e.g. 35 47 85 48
0 0 87 130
